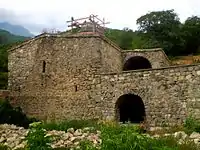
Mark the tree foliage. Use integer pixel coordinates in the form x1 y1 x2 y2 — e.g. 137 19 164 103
136 9 185 56
0 29 26 89
182 16 200 55
136 10 180 33
0 45 9 89
105 10 200 57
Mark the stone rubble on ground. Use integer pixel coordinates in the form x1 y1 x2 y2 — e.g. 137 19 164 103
0 124 101 150
152 130 200 145
1 124 200 149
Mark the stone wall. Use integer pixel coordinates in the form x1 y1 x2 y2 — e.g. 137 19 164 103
90 64 200 126
8 33 200 127
99 37 123 73
8 34 123 120
122 48 170 69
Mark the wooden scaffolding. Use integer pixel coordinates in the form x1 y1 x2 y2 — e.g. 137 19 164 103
66 14 109 35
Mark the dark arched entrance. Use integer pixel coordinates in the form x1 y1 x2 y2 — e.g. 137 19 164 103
116 94 145 123
123 56 152 71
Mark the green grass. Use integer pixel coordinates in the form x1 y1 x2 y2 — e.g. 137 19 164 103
97 123 199 150
1 105 200 150
1 119 200 150
34 121 200 150
40 119 99 132
184 116 200 134
0 144 10 150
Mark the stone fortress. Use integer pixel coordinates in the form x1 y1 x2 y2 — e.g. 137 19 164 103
7 15 200 127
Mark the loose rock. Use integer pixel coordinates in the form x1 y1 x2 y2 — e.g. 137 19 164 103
0 124 101 149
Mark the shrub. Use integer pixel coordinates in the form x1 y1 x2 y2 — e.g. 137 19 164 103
79 141 97 150
98 123 200 150
0 99 38 128
0 144 10 150
100 124 151 150
184 116 200 134
0 72 7 89
149 136 199 150
25 122 52 150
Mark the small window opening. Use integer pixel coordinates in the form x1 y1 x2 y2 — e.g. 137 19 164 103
75 85 78 92
42 61 46 73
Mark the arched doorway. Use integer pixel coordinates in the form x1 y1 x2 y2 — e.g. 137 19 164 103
115 94 146 123
123 56 152 71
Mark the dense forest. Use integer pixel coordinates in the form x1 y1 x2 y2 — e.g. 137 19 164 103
0 9 200 89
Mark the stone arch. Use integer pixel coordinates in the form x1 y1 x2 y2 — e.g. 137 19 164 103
115 93 146 123
123 56 152 71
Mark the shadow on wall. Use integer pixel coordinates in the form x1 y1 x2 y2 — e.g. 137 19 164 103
115 94 146 123
123 56 152 71
0 98 39 128
0 90 9 100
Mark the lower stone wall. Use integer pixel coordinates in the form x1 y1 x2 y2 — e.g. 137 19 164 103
8 64 200 127
90 64 200 126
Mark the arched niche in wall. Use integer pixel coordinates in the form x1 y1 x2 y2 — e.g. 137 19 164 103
123 56 152 71
115 93 146 123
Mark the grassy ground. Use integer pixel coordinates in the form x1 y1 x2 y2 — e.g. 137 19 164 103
0 119 200 150
1 99 200 150
25 119 200 150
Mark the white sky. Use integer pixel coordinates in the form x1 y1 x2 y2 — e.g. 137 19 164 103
0 0 200 35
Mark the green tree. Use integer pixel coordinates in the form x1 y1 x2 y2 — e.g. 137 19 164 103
119 27 135 49
105 28 137 50
0 44 9 72
0 44 10 89
136 9 185 56
105 28 122 46
182 16 200 55
131 31 159 49
0 29 26 89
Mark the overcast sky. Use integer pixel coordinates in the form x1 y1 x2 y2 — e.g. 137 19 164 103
0 0 200 35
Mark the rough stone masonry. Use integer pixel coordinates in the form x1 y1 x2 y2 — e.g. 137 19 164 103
7 32 200 127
